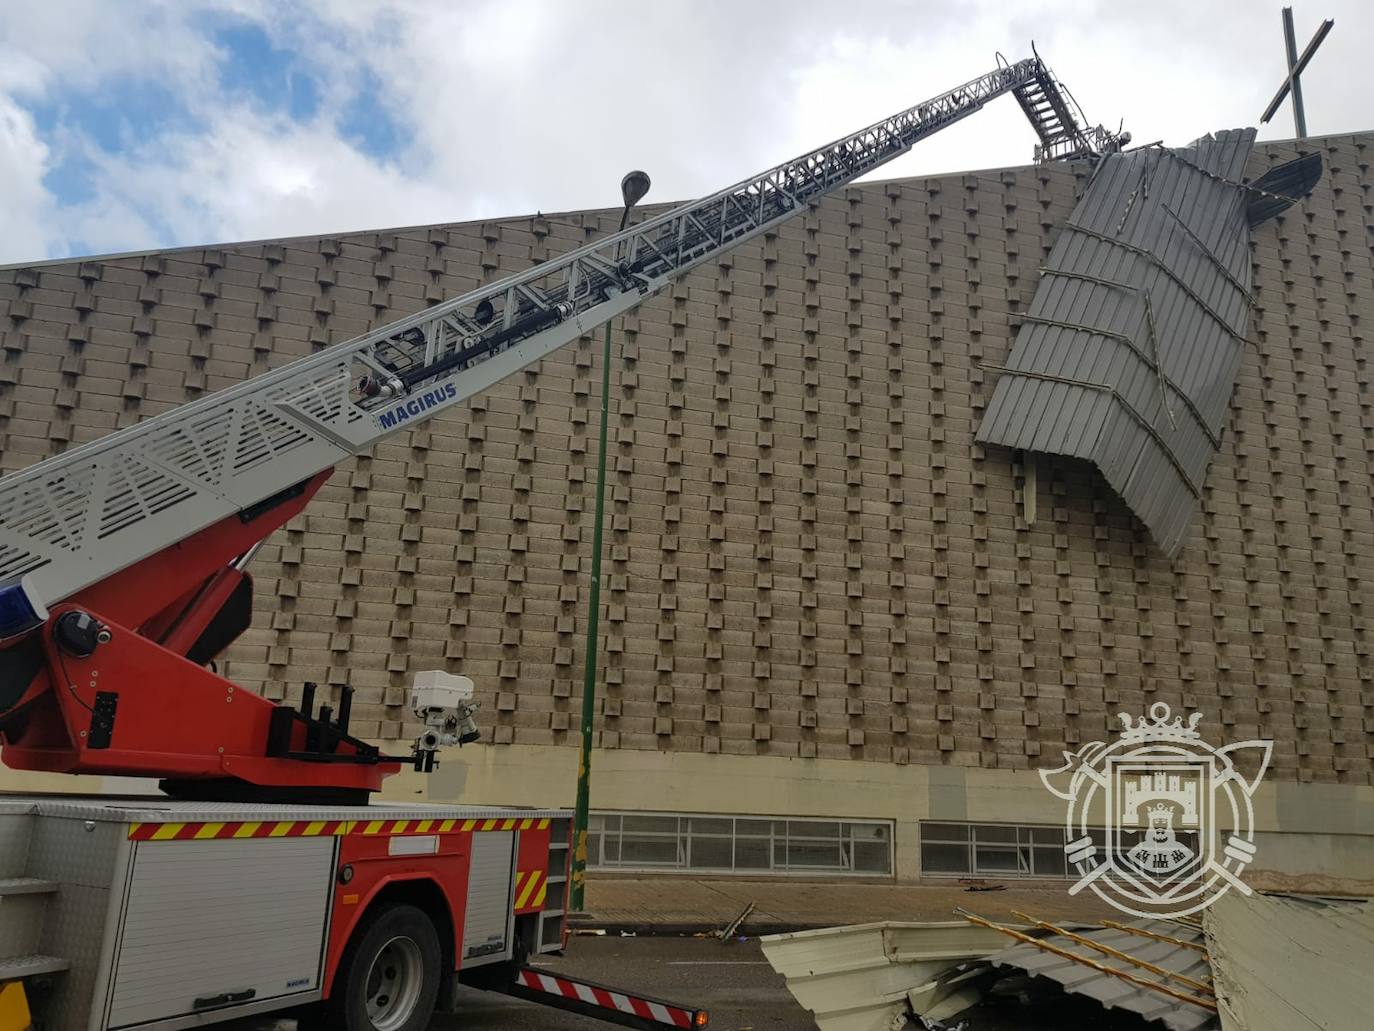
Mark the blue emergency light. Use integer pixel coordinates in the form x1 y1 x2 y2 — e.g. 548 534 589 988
0 577 48 640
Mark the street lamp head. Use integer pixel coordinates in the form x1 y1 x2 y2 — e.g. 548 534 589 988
620 170 651 210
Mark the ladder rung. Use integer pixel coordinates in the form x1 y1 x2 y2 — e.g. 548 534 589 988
0 878 57 897
0 954 69 979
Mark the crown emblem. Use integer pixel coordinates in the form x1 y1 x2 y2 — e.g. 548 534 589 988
1117 702 1202 742
1147 802 1175 817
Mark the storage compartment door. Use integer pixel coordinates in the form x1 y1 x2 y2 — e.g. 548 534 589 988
108 836 333 1028
462 830 514 961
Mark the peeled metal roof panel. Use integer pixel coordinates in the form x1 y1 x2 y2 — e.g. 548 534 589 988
988 919 1215 1031
1246 152 1323 225
976 128 1259 555
1204 893 1374 1031
758 921 1011 1031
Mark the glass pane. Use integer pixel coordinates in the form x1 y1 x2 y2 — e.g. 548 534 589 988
1089 828 1108 847
621 837 680 865
790 821 840 839
623 814 677 833
736 819 773 836
786 841 843 869
602 838 621 863
596 813 621 831
853 841 891 873
689 817 732 835
974 825 1017 843
1031 827 1065 845
586 832 602 866
1033 847 1066 876
921 842 970 873
735 838 771 869
846 822 890 842
922 823 970 842
688 836 733 870
973 845 1021 872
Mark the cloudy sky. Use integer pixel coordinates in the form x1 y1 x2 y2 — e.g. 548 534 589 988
0 0 1366 265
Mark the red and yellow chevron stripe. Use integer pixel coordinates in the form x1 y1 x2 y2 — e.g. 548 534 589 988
128 816 551 841
514 868 546 910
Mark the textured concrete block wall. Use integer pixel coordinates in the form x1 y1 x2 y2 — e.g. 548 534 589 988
0 134 1370 786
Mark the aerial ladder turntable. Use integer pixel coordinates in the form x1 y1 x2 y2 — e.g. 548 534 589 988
0 53 1120 1031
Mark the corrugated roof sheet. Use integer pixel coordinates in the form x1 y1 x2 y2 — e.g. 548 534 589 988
1203 892 1374 1031
976 129 1258 555
758 921 1010 1031
987 919 1216 1031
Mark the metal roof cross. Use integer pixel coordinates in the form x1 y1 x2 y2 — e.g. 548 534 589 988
1259 6 1334 140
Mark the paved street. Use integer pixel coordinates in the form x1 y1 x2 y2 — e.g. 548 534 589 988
239 936 812 1031
231 878 1129 1031
440 937 809 1030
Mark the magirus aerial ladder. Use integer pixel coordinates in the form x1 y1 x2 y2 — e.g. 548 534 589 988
0 53 1120 802
0 53 1120 1031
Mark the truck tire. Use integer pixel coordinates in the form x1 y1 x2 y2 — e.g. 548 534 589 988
327 903 442 1031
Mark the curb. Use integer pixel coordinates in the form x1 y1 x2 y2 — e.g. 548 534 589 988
567 919 831 937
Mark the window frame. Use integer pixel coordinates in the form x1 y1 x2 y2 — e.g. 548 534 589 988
586 811 894 877
920 821 1089 879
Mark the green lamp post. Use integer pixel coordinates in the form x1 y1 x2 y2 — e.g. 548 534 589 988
569 169 651 912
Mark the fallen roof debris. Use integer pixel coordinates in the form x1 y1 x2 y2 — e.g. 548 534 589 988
1203 892 1374 1031
758 921 1010 1031
960 908 1216 1030
957 879 1007 893
719 901 756 942
762 893 1374 1031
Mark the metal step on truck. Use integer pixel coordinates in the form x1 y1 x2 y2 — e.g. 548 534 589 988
0 49 1118 1031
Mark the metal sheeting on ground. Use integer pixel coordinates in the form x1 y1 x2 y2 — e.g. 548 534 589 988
1204 892 1374 1031
758 921 1010 1031
986 919 1215 1031
976 129 1258 556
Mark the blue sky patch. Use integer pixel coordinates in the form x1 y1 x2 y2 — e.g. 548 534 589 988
29 79 202 209
338 69 411 161
40 146 99 207
215 23 320 122
17 18 415 217
30 78 200 156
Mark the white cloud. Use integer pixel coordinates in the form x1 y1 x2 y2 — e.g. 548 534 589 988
65 108 469 252
285 0 1374 227
1 0 1372 264
0 1 224 99
0 96 57 263
0 0 239 262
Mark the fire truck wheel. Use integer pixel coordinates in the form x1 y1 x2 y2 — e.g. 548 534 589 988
329 903 442 1031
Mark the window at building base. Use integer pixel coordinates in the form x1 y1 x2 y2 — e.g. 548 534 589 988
587 812 892 876
919 821 1198 879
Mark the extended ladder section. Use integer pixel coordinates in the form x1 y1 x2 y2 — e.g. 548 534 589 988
0 55 1111 616
1012 58 1127 163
